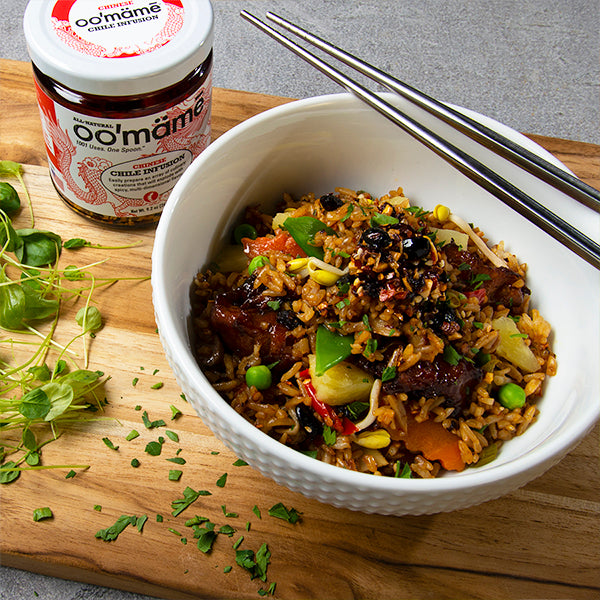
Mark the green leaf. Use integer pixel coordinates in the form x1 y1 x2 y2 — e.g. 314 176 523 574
63 238 89 249
136 514 148 532
322 425 336 446
196 528 218 553
145 440 162 456
443 344 462 366
267 502 301 524
236 549 257 571
314 325 353 375
344 401 369 421
15 229 62 266
75 306 102 332
0 182 21 215
19 387 51 420
282 216 334 259
102 437 119 451
0 461 21 484
125 430 139 441
254 543 271 582
27 364 51 382
21 283 59 322
0 213 23 252
171 486 210 517
25 451 40 466
0 267 26 329
21 428 37 451
0 160 22 177
42 382 75 421
58 369 103 395
64 265 84 281
216 473 227 487
95 515 137 541
381 366 396 382
370 212 399 226
33 507 53 521
165 430 179 442
21 429 37 453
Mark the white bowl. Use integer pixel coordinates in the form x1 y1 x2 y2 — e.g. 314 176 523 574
151 93 599 515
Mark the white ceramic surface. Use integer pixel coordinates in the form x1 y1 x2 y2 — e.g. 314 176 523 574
151 93 599 516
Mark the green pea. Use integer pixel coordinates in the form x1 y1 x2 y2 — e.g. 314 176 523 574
245 365 272 390
248 255 269 275
498 383 526 409
0 182 20 215
234 224 258 245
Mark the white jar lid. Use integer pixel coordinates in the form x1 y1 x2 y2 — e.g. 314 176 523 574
24 0 213 96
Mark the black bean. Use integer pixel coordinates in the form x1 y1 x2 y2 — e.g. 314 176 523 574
361 227 392 251
319 193 344 211
295 404 323 437
402 236 431 260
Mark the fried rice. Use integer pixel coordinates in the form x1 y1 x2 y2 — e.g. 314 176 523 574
191 186 556 478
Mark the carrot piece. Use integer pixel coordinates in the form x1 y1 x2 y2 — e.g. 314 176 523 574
402 416 465 472
242 231 306 259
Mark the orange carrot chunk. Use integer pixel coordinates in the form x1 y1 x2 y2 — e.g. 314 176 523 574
402 416 465 472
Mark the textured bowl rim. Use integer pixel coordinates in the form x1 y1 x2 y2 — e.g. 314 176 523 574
153 92 599 497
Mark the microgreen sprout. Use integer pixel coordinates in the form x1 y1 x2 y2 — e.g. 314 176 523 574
0 161 149 480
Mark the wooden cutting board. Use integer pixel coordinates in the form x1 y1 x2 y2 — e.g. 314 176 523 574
1 58 599 600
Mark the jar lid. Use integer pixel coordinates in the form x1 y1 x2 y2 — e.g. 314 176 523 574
24 0 213 96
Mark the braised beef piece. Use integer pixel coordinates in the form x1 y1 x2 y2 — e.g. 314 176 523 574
444 243 529 311
209 292 296 370
353 352 482 413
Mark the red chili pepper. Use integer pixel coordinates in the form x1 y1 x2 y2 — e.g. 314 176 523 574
465 288 486 303
298 369 358 435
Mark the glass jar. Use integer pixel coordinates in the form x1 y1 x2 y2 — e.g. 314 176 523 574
24 0 214 227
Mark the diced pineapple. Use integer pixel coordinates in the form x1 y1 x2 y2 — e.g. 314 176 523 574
271 211 291 231
308 354 374 406
431 227 470 250
492 316 540 373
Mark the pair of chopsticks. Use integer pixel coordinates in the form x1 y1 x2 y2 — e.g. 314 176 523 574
241 11 600 271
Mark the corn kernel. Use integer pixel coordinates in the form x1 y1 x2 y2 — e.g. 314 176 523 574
355 429 391 449
309 269 340 286
434 204 450 223
287 257 309 272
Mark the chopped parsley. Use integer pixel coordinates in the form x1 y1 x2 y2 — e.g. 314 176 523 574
235 543 271 582
33 507 53 521
165 430 179 442
95 515 138 541
322 425 336 446
268 502 301 524
381 366 396 382
102 437 119 451
144 440 162 456
142 411 166 429
171 487 211 517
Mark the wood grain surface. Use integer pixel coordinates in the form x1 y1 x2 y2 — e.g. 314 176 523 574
1 58 599 600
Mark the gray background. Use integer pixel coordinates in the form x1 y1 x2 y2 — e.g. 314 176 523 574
1 1 599 599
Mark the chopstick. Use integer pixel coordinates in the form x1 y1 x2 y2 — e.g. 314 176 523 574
240 10 600 271
266 11 600 213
